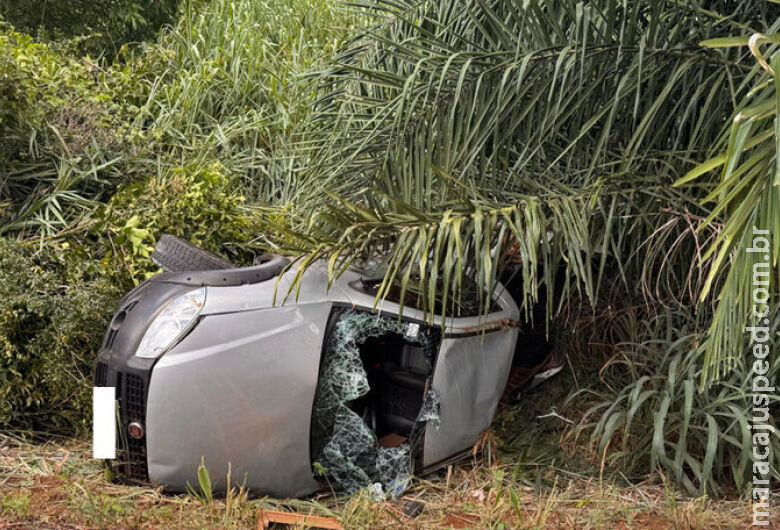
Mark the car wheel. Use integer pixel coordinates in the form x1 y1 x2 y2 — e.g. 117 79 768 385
152 234 234 272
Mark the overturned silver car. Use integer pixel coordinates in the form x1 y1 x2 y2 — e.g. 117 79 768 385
95 236 523 497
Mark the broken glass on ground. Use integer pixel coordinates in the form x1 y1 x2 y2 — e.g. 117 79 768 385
310 310 441 495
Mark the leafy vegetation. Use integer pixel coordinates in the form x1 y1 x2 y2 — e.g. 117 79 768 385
0 0 179 57
0 0 361 434
95 162 257 282
0 26 163 236
677 35 780 380
573 309 780 497
0 240 121 434
262 0 778 376
0 0 778 501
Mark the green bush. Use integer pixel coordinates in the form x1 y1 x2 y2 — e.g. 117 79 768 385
0 0 179 57
95 162 257 283
0 28 77 162
0 0 361 236
0 26 176 236
0 28 137 163
0 239 121 435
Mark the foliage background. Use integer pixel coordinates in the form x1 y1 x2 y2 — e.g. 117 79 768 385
0 0 179 56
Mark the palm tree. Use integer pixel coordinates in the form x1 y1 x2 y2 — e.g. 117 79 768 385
678 32 780 380
262 0 779 382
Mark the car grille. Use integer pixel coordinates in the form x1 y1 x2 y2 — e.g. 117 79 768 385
121 372 149 481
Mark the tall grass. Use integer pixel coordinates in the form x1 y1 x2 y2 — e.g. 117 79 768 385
136 0 362 199
572 309 780 497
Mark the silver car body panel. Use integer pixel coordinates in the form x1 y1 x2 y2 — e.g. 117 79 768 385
421 330 517 466
145 262 519 496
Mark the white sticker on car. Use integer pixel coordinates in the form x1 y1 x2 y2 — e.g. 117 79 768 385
92 387 116 459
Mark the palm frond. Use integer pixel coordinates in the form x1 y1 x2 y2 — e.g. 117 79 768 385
266 0 775 343
676 33 780 381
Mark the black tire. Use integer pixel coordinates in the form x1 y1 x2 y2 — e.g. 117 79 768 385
152 234 234 272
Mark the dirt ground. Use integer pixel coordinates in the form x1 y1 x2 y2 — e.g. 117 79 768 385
1 432 777 529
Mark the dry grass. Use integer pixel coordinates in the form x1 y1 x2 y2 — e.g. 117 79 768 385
1 432 776 529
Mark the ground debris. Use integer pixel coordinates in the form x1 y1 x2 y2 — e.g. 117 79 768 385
0 433 774 529
257 508 343 529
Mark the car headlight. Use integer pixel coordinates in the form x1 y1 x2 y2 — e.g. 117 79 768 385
136 287 206 359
